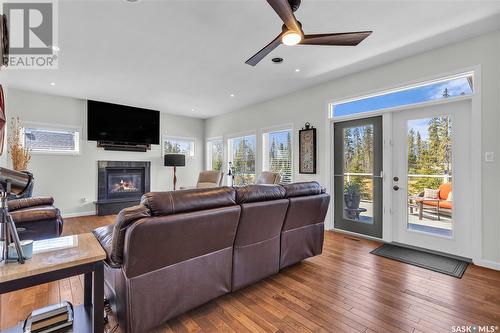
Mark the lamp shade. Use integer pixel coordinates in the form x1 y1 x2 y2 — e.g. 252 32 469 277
164 154 185 167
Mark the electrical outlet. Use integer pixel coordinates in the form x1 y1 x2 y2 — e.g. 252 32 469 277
485 152 494 162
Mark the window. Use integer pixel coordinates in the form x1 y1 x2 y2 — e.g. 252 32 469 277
262 128 292 184
228 134 256 186
162 136 195 157
206 139 223 171
22 123 80 154
331 73 474 118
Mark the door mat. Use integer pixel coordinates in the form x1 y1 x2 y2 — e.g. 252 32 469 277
371 243 469 278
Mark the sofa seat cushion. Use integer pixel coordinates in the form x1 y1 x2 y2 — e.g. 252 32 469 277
10 206 59 223
93 224 121 268
235 184 286 204
141 187 236 216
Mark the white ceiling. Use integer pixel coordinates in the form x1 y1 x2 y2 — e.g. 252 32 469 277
5 0 500 118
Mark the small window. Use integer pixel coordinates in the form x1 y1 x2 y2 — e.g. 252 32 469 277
262 128 292 184
207 139 223 171
331 73 474 118
162 136 195 157
22 124 80 154
228 134 256 186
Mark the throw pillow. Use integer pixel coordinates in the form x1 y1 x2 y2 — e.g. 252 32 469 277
423 188 440 199
446 191 453 201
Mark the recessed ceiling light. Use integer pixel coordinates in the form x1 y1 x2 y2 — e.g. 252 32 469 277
191 108 195 112
50 82 56 86
295 68 300 72
230 94 235 98
52 45 60 52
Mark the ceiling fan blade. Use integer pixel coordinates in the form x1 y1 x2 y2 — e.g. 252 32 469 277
245 33 283 66
301 31 372 46
266 0 302 34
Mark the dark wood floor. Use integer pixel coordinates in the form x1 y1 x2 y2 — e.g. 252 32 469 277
1 215 500 332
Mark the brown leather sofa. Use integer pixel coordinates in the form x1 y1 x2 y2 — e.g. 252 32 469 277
93 181 329 333
8 196 64 241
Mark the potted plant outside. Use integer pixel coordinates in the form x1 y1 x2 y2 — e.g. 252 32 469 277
344 183 362 219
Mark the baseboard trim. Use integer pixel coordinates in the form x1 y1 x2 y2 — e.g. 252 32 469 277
62 211 96 218
329 227 386 243
474 259 500 271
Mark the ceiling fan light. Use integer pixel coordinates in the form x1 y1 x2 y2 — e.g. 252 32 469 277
282 31 301 46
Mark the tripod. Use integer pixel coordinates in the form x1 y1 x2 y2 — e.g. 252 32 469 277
0 180 25 264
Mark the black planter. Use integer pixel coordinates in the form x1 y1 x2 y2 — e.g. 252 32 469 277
344 193 361 219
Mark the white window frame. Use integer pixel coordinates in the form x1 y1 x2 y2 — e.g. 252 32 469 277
21 121 81 155
329 71 475 120
206 136 223 171
261 123 294 183
162 135 196 158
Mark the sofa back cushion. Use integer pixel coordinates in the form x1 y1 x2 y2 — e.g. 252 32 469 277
283 181 324 198
123 205 241 278
235 184 286 204
141 187 236 216
282 193 330 231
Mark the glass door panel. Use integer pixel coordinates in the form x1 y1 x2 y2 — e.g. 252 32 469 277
342 125 374 224
334 116 383 238
406 116 453 237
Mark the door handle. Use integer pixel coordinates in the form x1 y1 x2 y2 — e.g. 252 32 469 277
393 185 400 191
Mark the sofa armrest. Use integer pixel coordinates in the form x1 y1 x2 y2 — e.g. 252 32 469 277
8 196 54 211
10 206 59 223
93 224 121 268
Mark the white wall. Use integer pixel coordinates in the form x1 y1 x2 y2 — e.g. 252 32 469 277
6 88 205 217
205 31 500 267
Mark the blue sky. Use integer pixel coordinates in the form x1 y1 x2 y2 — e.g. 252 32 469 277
333 77 472 117
408 118 431 141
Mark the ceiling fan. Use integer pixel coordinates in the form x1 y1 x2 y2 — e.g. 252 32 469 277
246 0 372 66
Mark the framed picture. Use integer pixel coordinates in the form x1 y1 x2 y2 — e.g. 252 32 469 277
299 124 316 174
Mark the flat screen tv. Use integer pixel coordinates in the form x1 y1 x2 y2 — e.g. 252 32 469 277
87 100 160 145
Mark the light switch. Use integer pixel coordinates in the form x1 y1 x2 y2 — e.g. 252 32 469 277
485 152 494 162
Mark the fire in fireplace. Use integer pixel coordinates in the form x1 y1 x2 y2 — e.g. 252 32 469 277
106 168 144 198
97 161 151 215
110 179 139 193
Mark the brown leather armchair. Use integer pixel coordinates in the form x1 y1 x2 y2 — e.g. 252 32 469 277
8 196 64 241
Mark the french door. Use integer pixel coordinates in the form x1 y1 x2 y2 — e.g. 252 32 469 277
333 117 383 238
392 100 473 258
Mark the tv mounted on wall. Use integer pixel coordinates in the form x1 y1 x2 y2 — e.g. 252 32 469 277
87 100 160 151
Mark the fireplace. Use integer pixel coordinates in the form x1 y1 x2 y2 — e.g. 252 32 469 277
96 161 151 215
106 168 144 199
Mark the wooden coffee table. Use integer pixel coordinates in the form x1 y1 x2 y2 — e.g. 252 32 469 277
0 233 106 333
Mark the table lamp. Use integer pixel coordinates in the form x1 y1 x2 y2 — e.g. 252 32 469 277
164 154 185 190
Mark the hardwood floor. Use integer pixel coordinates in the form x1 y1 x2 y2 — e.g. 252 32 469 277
1 215 500 332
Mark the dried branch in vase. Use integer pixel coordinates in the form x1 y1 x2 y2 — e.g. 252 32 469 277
8 117 31 171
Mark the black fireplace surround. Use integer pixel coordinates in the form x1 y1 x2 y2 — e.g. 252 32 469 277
96 161 151 215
